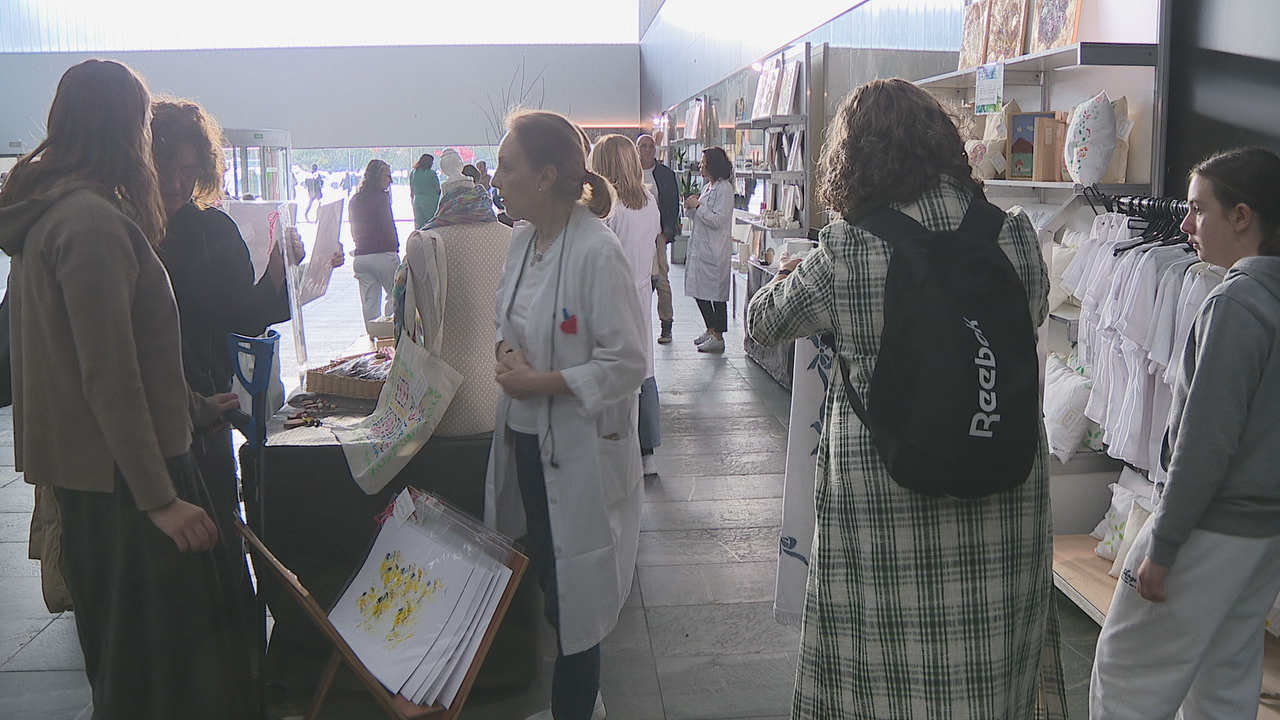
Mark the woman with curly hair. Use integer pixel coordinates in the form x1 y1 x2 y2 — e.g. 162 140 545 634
747 78 1065 719
0 60 255 718
151 98 301 537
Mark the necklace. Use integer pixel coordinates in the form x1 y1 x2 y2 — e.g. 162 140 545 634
530 223 567 267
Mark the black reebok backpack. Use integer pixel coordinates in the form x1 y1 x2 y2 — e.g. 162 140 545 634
831 193 1040 499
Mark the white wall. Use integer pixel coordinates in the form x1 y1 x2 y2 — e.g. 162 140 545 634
0 44 640 151
639 0 859 119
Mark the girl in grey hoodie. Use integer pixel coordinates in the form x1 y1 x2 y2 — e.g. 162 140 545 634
1092 146 1280 719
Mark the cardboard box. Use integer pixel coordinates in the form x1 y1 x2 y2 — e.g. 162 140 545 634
1033 117 1067 182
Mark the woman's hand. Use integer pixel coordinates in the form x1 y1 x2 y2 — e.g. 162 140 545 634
496 349 548 400
1136 557 1171 603
213 392 240 415
285 226 307 266
331 243 346 268
684 195 701 211
147 498 219 552
496 340 515 361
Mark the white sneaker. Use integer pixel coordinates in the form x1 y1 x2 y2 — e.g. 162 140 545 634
696 335 725 353
521 693 605 720
693 330 712 346
642 454 658 476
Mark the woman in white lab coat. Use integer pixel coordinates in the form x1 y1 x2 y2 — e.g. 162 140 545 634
484 110 648 720
683 146 736 353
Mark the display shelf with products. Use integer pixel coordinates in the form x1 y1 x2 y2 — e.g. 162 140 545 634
734 115 806 130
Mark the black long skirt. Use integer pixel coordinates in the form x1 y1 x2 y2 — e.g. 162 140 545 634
54 453 257 720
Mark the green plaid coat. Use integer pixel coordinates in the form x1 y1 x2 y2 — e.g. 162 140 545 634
748 177 1067 720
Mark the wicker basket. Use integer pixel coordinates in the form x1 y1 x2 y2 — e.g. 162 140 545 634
305 356 386 400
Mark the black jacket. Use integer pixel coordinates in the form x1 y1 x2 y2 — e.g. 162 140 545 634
159 203 292 395
651 161 681 243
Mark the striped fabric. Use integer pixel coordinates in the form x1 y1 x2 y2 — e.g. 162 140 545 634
747 176 1067 720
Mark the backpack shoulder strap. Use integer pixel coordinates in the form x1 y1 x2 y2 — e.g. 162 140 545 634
849 205 928 244
957 192 1007 241
820 333 873 431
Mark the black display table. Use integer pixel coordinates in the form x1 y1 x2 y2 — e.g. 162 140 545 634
239 407 538 702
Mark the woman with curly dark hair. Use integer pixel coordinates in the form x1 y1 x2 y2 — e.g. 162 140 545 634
747 78 1065 719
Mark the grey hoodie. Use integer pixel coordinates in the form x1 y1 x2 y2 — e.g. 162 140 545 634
1149 255 1280 566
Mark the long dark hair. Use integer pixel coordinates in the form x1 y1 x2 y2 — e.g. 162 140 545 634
818 78 977 217
701 147 734 182
414 153 434 171
151 97 226 210
1192 146 1280 257
355 159 390 195
504 110 614 218
0 59 166 245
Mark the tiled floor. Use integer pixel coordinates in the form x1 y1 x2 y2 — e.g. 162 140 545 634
0 248 1100 719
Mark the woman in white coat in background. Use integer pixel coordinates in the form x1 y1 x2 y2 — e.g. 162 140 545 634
588 134 663 477
683 146 735 353
484 110 648 720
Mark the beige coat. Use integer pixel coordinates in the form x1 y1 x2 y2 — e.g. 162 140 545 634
0 185 196 510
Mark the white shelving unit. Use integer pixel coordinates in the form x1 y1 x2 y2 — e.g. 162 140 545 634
916 42 1157 94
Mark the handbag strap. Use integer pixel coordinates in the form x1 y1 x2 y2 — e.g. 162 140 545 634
405 230 448 355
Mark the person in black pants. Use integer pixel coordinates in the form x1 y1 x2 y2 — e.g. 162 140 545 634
683 147 735 353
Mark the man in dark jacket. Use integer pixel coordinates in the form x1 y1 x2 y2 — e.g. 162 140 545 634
638 134 680 344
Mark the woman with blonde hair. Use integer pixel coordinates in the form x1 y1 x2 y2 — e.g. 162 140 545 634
0 59 254 718
588 134 663 476
485 110 647 720
747 78 1064 719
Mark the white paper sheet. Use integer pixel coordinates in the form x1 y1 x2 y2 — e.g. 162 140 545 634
224 200 285 282
435 563 512 708
409 566 494 703
401 563 488 700
299 199 344 305
328 521 477 692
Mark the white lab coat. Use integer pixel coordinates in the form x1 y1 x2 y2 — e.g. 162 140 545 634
683 179 734 302
484 205 648 655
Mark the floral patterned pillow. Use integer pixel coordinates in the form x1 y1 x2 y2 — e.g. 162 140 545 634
1063 90 1117 187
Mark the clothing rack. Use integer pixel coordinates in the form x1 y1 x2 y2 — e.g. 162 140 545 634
1081 188 1192 255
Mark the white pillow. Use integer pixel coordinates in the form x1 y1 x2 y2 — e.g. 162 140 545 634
1101 96 1133 184
1108 497 1153 578
1093 483 1138 560
1047 243 1078 314
1044 355 1092 464
1063 91 1117 187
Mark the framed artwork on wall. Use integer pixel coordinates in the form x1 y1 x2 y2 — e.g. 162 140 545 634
1029 0 1082 55
958 0 990 70
985 0 1029 64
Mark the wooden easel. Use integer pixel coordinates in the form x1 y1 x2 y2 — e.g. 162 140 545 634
237 519 528 720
